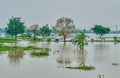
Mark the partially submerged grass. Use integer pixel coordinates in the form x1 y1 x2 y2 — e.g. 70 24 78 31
0 45 42 52
24 46 41 50
31 51 49 56
0 37 15 43
18 35 31 40
0 44 50 57
66 65 95 71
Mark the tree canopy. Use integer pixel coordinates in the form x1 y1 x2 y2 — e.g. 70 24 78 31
39 24 51 37
6 16 25 41
91 25 110 36
53 17 75 44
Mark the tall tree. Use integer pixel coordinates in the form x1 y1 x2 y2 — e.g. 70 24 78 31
91 25 110 40
30 24 39 40
6 16 25 41
53 17 75 44
39 24 51 37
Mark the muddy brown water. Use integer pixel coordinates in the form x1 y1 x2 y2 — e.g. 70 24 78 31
0 41 120 78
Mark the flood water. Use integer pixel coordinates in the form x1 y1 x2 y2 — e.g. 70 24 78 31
0 41 120 78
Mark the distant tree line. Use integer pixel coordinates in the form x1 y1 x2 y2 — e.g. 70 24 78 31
3 16 111 43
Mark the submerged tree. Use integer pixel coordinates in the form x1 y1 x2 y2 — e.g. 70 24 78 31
6 16 25 41
53 17 75 44
91 25 110 41
72 32 89 49
30 24 39 40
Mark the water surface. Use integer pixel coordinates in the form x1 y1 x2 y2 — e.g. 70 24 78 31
0 42 120 78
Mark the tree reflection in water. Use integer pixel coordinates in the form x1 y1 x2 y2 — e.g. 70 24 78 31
66 49 95 71
8 50 24 65
56 43 95 70
77 49 87 66
56 43 87 68
56 44 72 68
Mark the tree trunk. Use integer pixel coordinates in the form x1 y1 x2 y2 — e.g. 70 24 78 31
14 34 17 47
63 35 66 44
34 34 36 40
15 34 17 41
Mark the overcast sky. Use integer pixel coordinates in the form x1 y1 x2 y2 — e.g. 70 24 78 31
0 0 120 29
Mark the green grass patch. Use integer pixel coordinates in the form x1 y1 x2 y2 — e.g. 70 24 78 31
0 37 15 43
66 65 95 71
0 45 42 52
23 46 42 50
18 35 31 40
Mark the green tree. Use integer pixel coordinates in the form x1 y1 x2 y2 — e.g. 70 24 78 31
91 25 110 40
39 24 51 37
53 17 75 44
30 24 39 40
72 32 89 49
25 27 32 37
6 16 25 41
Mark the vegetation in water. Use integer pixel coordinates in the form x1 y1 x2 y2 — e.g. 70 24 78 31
18 34 31 40
97 75 104 78
66 65 95 71
0 45 42 52
6 16 25 41
39 24 52 37
91 25 110 41
53 17 76 44
29 24 39 40
31 51 49 56
0 38 15 43
71 32 89 49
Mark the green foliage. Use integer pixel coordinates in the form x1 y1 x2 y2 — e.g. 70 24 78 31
0 38 15 43
66 65 95 71
46 38 52 42
39 24 51 37
6 16 25 40
55 39 59 42
0 45 41 52
113 36 118 42
71 32 89 49
53 17 76 43
25 28 32 37
91 25 110 36
24 46 41 50
18 34 31 40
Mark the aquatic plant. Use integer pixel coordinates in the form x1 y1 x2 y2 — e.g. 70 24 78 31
0 45 42 51
31 51 49 56
66 65 95 71
97 75 104 78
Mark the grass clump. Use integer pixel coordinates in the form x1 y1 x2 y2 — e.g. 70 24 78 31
24 46 41 50
66 65 95 71
31 51 49 56
46 38 52 42
0 45 42 51
18 34 31 40
0 38 15 43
